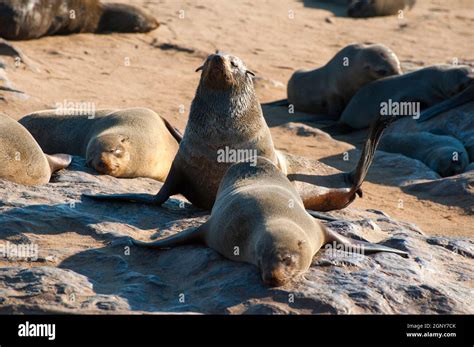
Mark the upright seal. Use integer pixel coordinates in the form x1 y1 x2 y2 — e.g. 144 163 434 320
86 52 396 212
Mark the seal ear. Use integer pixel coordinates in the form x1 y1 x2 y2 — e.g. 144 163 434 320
195 66 204 72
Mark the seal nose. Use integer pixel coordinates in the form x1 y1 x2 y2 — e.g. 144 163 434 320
262 267 288 287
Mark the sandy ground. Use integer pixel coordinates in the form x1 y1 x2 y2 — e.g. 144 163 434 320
1 0 473 237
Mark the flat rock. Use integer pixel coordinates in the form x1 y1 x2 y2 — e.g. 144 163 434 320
0 156 472 314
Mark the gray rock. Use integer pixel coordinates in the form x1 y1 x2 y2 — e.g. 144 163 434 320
0 156 472 314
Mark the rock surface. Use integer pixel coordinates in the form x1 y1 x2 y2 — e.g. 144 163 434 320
0 156 472 314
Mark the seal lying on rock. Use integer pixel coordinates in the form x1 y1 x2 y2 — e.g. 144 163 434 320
19 108 181 181
338 65 474 130
347 0 416 18
0 113 71 185
86 52 395 212
379 132 470 177
132 157 408 287
286 43 401 117
0 0 159 40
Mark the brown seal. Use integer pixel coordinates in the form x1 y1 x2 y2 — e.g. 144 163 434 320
19 108 181 181
0 113 71 185
287 43 401 117
379 132 469 177
131 157 408 287
339 65 474 130
0 0 158 40
86 52 396 212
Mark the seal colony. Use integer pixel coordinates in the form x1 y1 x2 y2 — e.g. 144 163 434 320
0 113 71 185
0 0 159 40
131 157 408 287
86 52 395 212
20 108 181 181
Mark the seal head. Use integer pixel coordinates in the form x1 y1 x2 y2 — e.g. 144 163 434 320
86 134 131 176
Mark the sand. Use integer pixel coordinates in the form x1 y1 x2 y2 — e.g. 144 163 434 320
1 0 473 237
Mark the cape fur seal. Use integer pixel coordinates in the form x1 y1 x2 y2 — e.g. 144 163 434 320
338 65 474 130
286 43 401 117
0 114 71 185
131 157 408 287
86 52 395 212
0 0 158 40
379 132 469 177
19 108 181 181
347 0 416 18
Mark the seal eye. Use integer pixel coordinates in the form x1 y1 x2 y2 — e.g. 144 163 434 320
230 61 238 68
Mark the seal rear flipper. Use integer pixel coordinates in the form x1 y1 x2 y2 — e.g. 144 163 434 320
161 116 183 143
325 228 409 258
45 154 72 173
417 83 474 122
131 224 208 249
348 114 396 195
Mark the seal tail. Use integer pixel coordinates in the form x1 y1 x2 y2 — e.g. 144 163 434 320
131 224 208 249
417 83 474 122
325 227 409 257
262 99 290 107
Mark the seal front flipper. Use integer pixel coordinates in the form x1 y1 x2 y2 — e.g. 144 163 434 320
324 228 409 258
45 154 72 173
131 224 208 249
417 83 474 122
83 161 184 205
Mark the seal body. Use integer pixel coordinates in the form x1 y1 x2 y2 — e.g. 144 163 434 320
132 158 408 287
339 65 474 129
0 114 71 185
347 0 416 17
379 132 469 177
87 53 396 212
19 108 180 181
287 43 401 117
0 0 158 40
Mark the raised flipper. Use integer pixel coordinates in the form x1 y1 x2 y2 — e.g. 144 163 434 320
161 116 183 143
302 114 396 211
417 83 474 122
325 227 409 258
83 162 183 206
45 154 72 173
131 223 208 249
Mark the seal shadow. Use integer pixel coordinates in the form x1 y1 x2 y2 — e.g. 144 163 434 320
58 241 298 313
300 0 348 17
